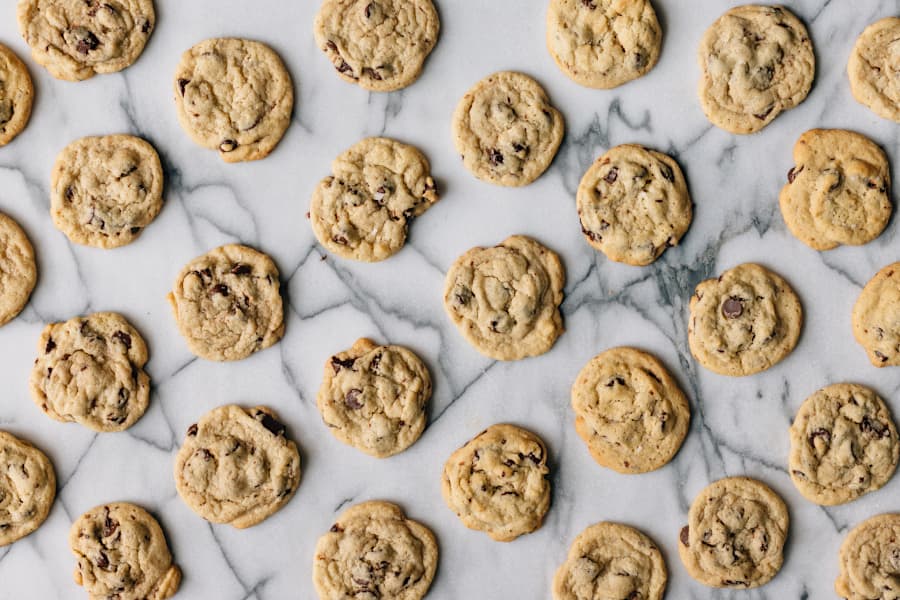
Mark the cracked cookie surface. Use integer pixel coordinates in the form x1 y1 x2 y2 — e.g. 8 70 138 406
836 513 900 600
0 211 36 327
0 43 33 146
848 17 900 123
0 431 56 547
853 262 900 367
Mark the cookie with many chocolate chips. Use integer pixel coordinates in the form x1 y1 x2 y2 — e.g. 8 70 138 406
313 500 438 600
17 0 154 81
0 431 56 546
678 477 789 589
848 17 900 123
836 513 900 599
0 43 33 146
853 262 900 367
30 312 150 432
0 211 37 327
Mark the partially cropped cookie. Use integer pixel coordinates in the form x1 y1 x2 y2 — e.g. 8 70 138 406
678 477 789 589
310 137 438 262
853 262 900 367
0 431 55 546
553 522 667 600
848 18 900 123
17 0 154 81
313 500 437 600
689 263 802 376
51 135 164 249
0 43 33 146
174 404 301 528
0 211 37 327
452 71 564 187
318 338 431 458
69 502 181 600
441 424 550 542
571 347 690 474
444 235 565 361
174 38 293 162
577 144 692 266
698 5 814 134
314 0 439 92
836 514 900 599
168 244 284 361
30 312 150 432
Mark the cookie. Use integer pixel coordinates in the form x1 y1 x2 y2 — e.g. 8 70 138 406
546 0 661 89
168 244 284 362
852 262 900 367
444 235 565 361
688 263 803 376
50 135 164 249
678 477 789 589
836 513 900 599
309 137 439 262
571 347 690 474
441 424 550 542
313 500 438 600
848 18 900 123
552 521 667 600
577 144 692 266
779 129 891 251
69 502 181 600
452 71 565 187
174 38 293 163
0 43 33 146
30 312 150 432
17 0 154 81
697 5 815 134
0 431 56 546
174 404 301 528
0 211 37 327
317 338 431 458
314 0 439 92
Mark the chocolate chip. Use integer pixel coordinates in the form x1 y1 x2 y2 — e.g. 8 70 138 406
364 2 374 17
454 286 474 306
753 105 774 120
581 0 597 8
659 162 675 182
861 416 889 438
581 226 599 242
345 389 363 409
130 227 141 234
45 338 56 353
604 167 618 184
103 516 118 538
336 60 354 76
211 284 229 297
361 67 382 81
369 352 382 372
330 523 344 533
199 449 213 461
96 551 109 569
680 525 689 546
177 78 190 95
331 356 356 373
722 296 744 319
787 165 803 183
219 139 238 153
112 331 132 349
512 142 527 153
325 40 338 53
65 187 74 201
875 350 889 362
141 20 151 33
187 423 198 436
488 148 504 166
808 428 831 446
230 264 252 275
75 31 100 54
332 234 349 245
255 411 286 436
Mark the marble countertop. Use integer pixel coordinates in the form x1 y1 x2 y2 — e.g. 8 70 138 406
1 1 899 598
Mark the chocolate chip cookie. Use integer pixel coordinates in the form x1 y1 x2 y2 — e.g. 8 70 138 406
17 0 154 81
168 244 284 361
0 431 56 546
853 262 900 367
571 347 690 474
678 477 789 589
444 235 565 361
69 502 181 600
441 424 550 542
698 5 815 134
309 137 439 262
0 211 37 327
553 521 667 600
313 500 438 600
452 71 565 187
314 0 439 92
318 338 431 458
50 135 164 249
174 404 301 528
688 263 803 376
30 312 150 432
174 38 293 162
0 43 33 146
848 17 900 123
836 513 900 599
577 144 692 266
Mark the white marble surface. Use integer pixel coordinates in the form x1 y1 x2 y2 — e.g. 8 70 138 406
1 0 899 598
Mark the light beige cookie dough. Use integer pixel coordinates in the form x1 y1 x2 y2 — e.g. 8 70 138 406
836 513 900 599
853 262 900 367
0 211 37 327
0 43 33 146
848 17 900 123
0 431 56 546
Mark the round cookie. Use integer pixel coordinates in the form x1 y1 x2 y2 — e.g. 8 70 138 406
309 137 439 262
0 431 56 546
678 477 789 589
577 144 692 266
0 43 33 146
848 18 900 123
852 262 900 367
571 347 690 474
17 0 155 81
167 244 284 362
688 263 803 376
780 129 891 251
697 5 815 134
0 211 37 327
314 0 439 92
546 0 661 89
443 235 565 361
174 38 294 163
552 521 667 600
441 424 551 542
69 502 181 600
452 71 565 187
30 312 150 432
317 338 431 458
836 513 900 599
313 500 438 600
789 383 898 506
174 404 301 529
50 135 164 249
